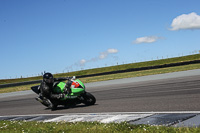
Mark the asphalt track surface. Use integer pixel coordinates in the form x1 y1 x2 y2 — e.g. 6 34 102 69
0 69 200 116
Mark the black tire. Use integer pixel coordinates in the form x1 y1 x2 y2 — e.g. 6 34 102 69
83 92 96 105
51 104 58 111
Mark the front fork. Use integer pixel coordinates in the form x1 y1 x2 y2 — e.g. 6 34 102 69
77 91 86 102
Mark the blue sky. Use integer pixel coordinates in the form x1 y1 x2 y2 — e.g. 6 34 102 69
0 0 200 79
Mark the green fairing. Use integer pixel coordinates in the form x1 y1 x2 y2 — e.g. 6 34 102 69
75 79 85 88
53 82 65 93
53 80 85 99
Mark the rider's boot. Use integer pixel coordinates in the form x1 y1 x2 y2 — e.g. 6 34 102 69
36 96 54 109
35 94 43 103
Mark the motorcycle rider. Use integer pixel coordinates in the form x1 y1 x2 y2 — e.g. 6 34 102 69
35 72 72 110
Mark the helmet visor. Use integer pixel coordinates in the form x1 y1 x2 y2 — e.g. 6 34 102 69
45 78 54 84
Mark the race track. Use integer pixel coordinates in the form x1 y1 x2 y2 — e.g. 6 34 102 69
0 69 200 116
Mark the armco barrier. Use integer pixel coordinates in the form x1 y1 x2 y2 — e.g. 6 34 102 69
76 60 200 78
1 60 200 89
0 80 42 88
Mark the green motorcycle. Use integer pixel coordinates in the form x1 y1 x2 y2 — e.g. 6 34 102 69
31 76 96 109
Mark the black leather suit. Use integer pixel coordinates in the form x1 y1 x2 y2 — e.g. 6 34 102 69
40 77 68 99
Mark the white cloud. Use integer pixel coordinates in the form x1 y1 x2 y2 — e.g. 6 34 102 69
99 52 107 59
64 48 119 71
99 49 119 59
80 59 86 65
170 12 200 31
107 49 118 53
133 36 161 44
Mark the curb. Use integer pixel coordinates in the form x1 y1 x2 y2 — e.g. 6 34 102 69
1 112 200 127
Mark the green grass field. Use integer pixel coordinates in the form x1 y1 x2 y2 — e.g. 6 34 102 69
1 120 200 133
1 54 200 85
1 54 200 93
1 63 200 94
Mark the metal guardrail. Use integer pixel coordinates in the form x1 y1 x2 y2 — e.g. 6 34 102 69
76 60 200 78
0 80 42 88
1 60 200 89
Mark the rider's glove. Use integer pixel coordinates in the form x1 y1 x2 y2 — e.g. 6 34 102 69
64 88 71 95
58 93 65 99
66 80 72 87
64 88 68 94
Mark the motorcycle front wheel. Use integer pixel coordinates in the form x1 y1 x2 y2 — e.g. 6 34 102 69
83 92 96 105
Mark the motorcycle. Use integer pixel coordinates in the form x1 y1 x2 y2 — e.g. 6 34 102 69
31 76 96 110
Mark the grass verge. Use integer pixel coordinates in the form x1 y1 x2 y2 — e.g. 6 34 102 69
1 54 200 85
0 83 40 94
0 120 200 133
1 63 200 94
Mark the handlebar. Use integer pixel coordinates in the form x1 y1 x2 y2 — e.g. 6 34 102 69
66 76 76 81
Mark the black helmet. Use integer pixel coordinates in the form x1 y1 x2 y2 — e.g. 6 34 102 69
43 72 54 84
